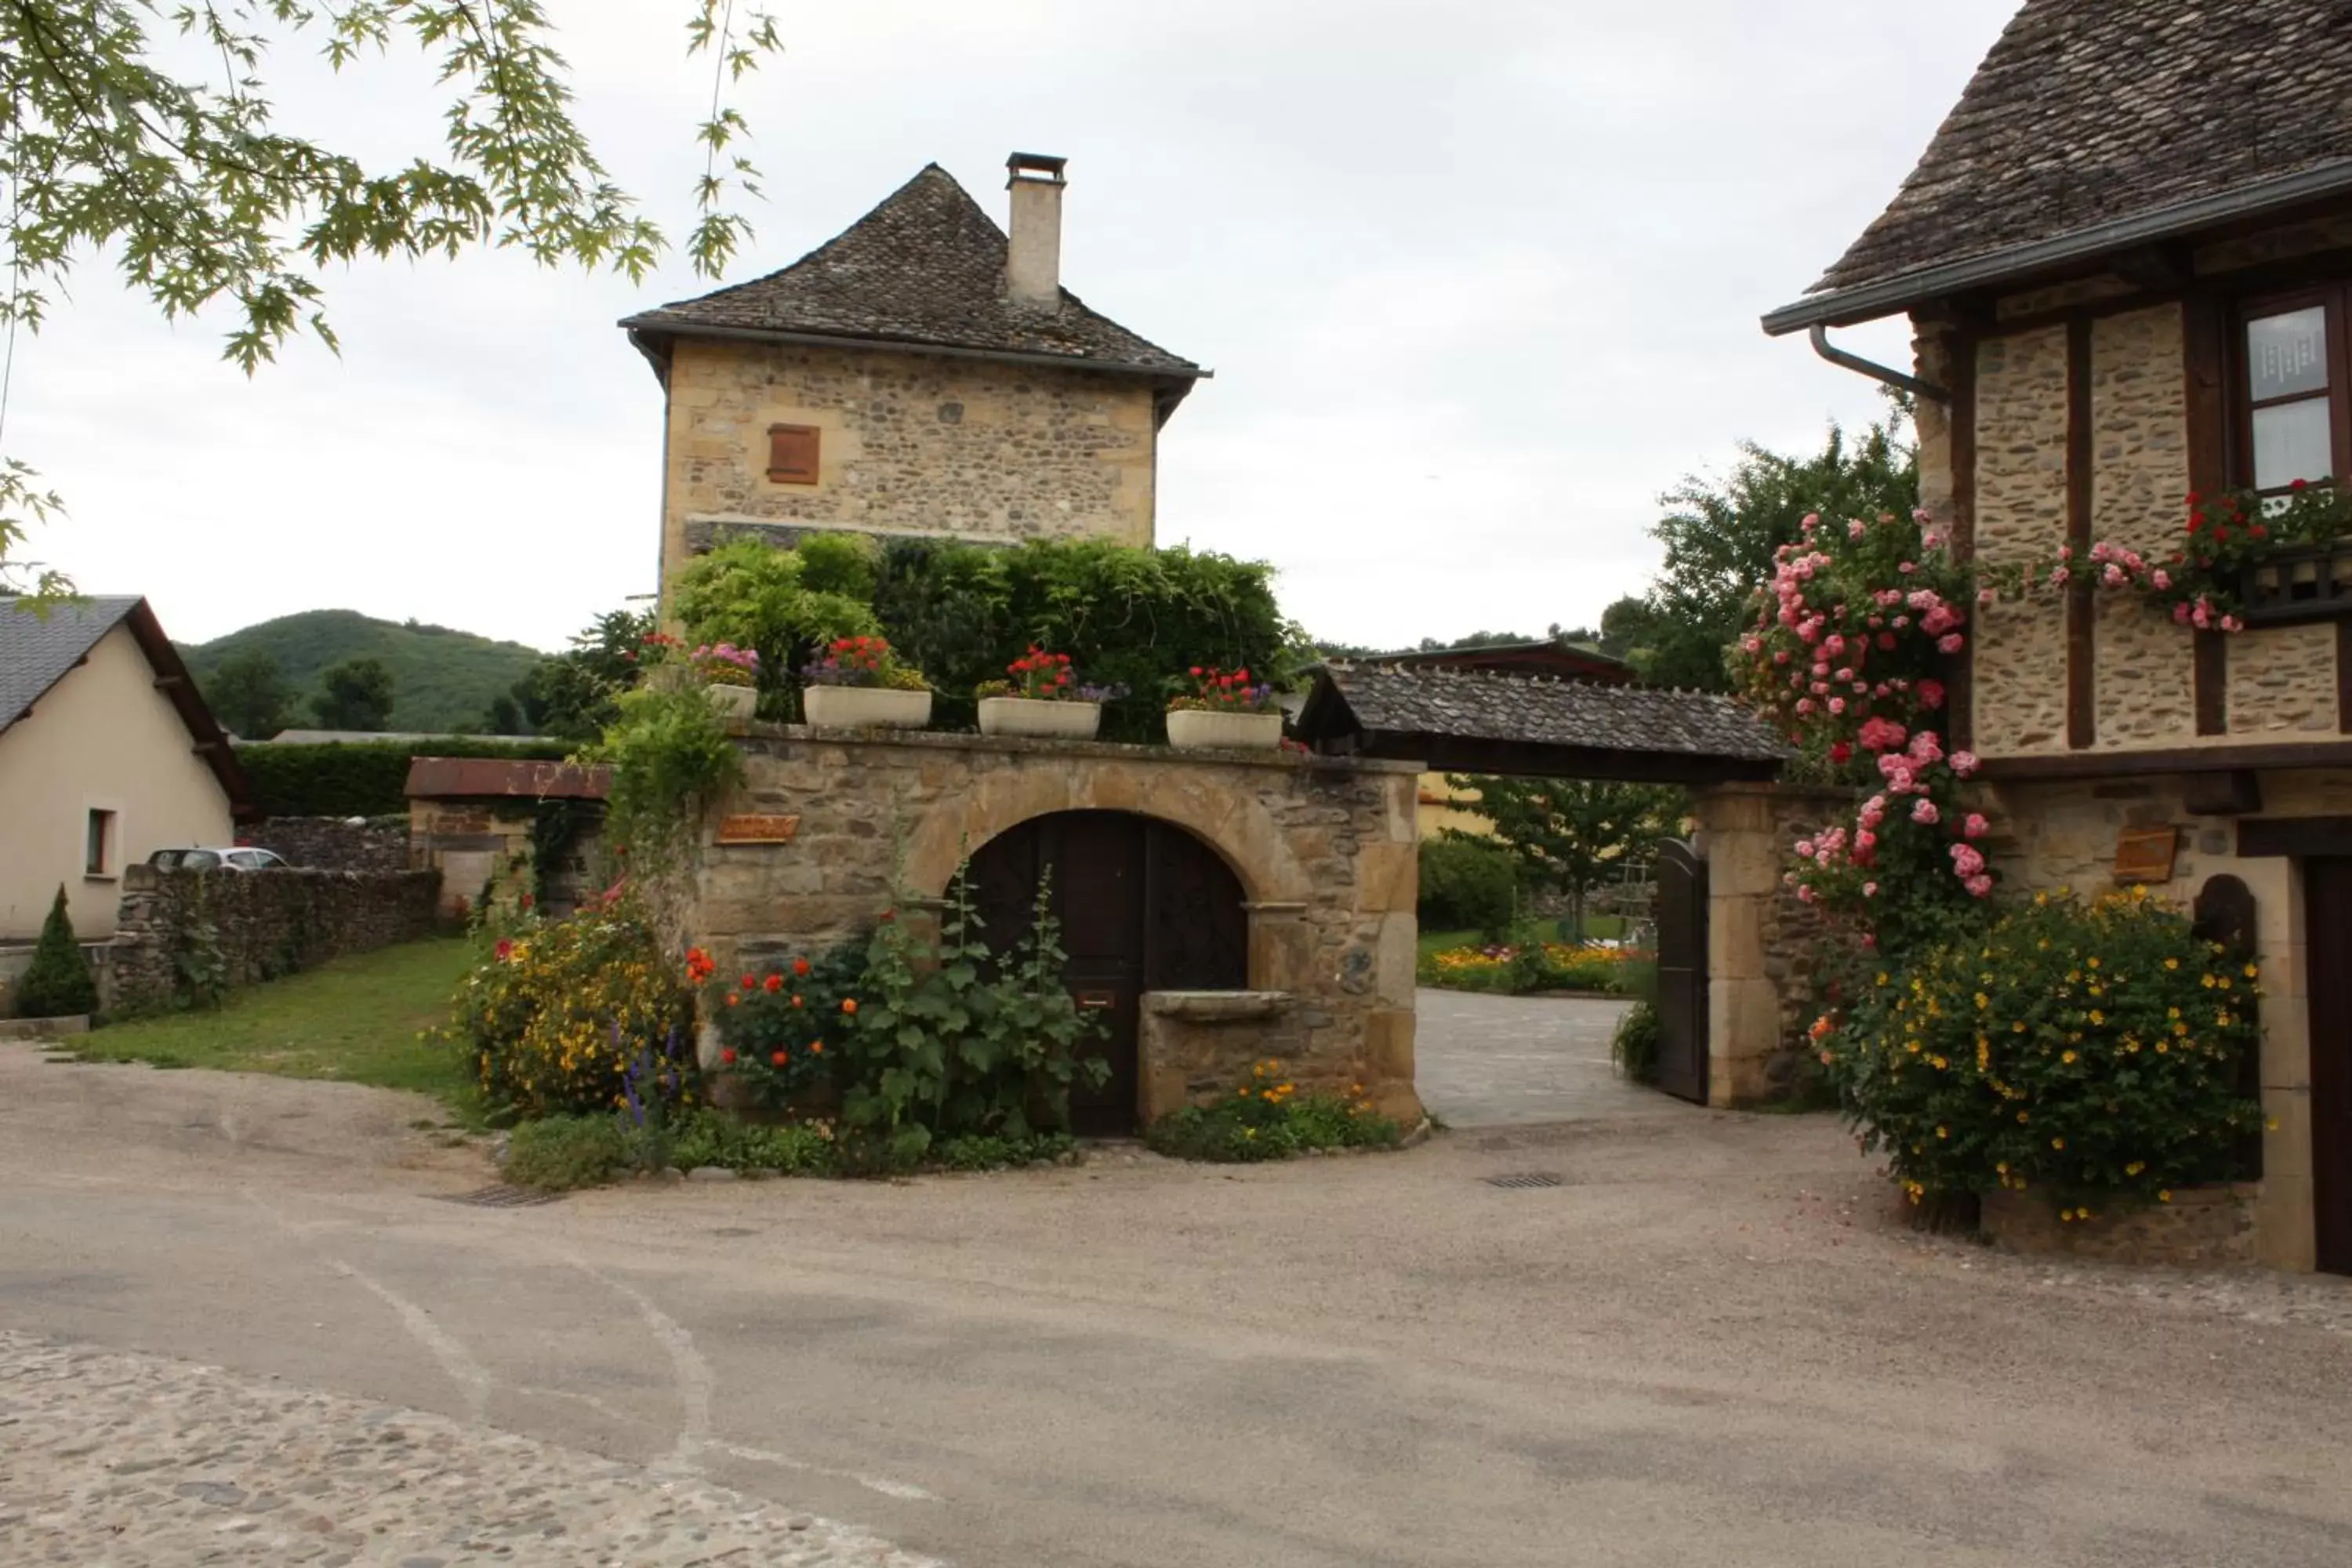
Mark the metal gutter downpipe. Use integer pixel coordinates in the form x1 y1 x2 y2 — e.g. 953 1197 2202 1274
1809 324 1948 404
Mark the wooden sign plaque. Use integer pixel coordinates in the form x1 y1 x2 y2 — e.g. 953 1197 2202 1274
2112 826 2178 885
715 814 801 845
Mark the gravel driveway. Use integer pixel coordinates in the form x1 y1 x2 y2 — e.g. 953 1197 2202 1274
3 1042 2350 1567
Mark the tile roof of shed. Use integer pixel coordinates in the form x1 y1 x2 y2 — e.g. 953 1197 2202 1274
620 165 1202 377
0 596 143 734
1315 664 1791 762
1808 0 2352 299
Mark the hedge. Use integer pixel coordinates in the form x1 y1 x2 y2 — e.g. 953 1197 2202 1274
237 739 571 816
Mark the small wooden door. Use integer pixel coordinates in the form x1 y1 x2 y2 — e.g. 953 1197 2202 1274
967 812 1246 1135
2303 858 2352 1274
1653 838 1709 1105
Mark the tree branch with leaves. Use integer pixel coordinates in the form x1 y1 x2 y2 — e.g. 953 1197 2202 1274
0 0 782 598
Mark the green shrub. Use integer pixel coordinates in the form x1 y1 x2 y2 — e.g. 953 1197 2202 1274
1145 1060 1401 1163
504 1114 630 1190
1611 999 1661 1083
587 676 745 869
930 1131 1076 1171
1824 888 2266 1212
441 895 698 1120
238 738 568 816
708 941 866 1108
664 1109 837 1175
16 886 97 1018
1417 837 1518 937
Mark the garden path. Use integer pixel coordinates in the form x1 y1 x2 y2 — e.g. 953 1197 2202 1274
1414 987 1681 1127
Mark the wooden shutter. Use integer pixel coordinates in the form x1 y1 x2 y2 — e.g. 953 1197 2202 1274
767 424 820 485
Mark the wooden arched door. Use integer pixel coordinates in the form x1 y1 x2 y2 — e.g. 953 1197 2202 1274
966 811 1248 1134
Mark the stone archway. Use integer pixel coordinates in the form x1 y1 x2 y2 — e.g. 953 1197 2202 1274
965 810 1248 1134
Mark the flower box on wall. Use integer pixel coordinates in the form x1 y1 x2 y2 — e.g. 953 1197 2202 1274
803 685 932 730
978 697 1102 740
2240 539 2352 624
705 683 758 723
1165 709 1283 751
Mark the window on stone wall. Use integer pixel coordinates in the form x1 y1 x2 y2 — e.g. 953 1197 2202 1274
2238 287 2352 499
766 424 820 485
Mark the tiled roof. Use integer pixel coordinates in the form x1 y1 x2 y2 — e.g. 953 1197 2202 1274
1317 664 1791 762
0 597 143 734
405 757 610 801
1811 0 2352 298
621 165 1201 377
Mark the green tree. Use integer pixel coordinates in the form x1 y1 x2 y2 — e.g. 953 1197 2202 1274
15 885 97 1018
201 648 292 739
1454 778 1684 938
0 1 784 601
1636 413 1918 691
312 657 396 731
511 606 656 742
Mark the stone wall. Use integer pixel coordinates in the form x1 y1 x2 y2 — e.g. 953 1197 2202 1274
243 816 411 873
1980 1185 2256 1269
1691 783 1853 1105
2089 306 2198 750
1980 768 2352 1272
407 800 604 920
684 727 1424 1127
106 864 441 1012
2227 625 2338 735
1969 325 2072 757
660 339 1160 597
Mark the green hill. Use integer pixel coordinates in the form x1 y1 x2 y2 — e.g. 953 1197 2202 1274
180 610 546 735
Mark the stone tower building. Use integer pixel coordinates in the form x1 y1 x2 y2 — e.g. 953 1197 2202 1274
620 154 1205 597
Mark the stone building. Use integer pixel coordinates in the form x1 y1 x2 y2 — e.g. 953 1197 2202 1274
620 154 1205 601
404 757 608 920
1763 0 2352 1272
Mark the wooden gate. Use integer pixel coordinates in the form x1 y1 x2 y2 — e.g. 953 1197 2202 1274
967 811 1247 1135
1653 838 1708 1105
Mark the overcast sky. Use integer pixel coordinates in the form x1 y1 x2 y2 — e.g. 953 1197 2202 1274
9 0 2020 652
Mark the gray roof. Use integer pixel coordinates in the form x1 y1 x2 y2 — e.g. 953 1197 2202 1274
1316 664 1791 762
1808 0 2352 301
0 596 142 734
622 165 1202 378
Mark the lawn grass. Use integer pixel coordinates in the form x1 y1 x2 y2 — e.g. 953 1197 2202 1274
70 937 477 1117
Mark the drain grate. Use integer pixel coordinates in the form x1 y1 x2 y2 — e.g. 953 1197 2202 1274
438 1184 564 1209
1482 1171 1565 1189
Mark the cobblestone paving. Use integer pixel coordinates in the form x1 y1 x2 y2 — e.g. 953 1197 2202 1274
1414 987 1681 1127
0 1332 943 1568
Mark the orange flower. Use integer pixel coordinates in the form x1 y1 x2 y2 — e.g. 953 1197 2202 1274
793 957 811 977
810 1040 824 1054
770 1049 788 1066
724 993 739 1008
841 998 858 1015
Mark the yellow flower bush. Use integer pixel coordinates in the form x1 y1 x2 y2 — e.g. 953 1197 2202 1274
1821 887 2263 1208
443 892 698 1119
1419 941 1649 996
1145 1058 1398 1163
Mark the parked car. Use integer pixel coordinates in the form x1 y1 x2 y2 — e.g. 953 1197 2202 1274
145 847 289 872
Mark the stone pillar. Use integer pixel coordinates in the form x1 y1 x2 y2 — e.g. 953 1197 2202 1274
1689 782 1856 1107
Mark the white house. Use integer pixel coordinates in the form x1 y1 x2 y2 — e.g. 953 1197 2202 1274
0 597 250 942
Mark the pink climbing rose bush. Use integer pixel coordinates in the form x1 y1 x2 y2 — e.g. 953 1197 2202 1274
1729 507 1993 956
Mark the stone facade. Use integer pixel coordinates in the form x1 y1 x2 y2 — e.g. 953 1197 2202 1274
106 864 441 1012
681 728 1424 1127
660 339 1160 596
244 815 411 873
1980 769 2347 1272
1980 1185 2257 1269
1969 325 2073 756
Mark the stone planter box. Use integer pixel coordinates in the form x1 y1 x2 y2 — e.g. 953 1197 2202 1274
804 685 933 730
1980 1184 2258 1269
706 682 758 723
1165 709 1283 751
978 696 1102 740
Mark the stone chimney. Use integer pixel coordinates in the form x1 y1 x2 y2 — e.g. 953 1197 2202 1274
1005 152 1067 310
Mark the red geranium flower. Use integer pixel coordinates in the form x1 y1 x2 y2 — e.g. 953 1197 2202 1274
841 998 858 1014
763 973 783 993
793 956 811 976
740 975 756 990
720 1047 737 1065
771 1049 788 1066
